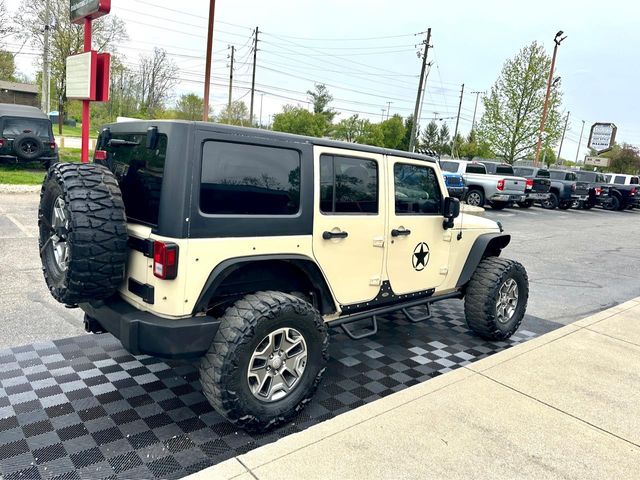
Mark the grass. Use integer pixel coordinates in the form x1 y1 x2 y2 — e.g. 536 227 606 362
55 124 98 138
0 148 89 185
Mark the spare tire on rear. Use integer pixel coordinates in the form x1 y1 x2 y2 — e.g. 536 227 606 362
39 163 128 305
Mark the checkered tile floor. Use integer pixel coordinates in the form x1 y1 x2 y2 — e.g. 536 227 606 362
0 300 558 479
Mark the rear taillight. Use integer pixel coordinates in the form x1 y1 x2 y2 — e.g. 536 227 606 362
153 241 179 280
49 142 56 150
526 178 533 189
94 150 107 161
631 187 637 196
0 139 4 147
595 188 602 196
571 183 576 192
497 179 505 191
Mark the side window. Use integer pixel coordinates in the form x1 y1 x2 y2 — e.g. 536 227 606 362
466 164 486 174
320 154 378 214
614 175 626 184
200 141 301 215
394 163 443 215
631 177 639 185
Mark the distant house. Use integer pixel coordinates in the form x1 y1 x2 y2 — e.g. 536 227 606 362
0 80 39 108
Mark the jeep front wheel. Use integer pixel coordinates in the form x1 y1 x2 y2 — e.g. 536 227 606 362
199 291 329 432
464 257 529 340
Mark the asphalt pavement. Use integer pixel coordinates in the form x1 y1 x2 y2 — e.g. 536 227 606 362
1 192 639 349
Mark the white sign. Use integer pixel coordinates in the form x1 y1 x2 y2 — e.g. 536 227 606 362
588 123 617 153
584 156 610 167
66 52 96 100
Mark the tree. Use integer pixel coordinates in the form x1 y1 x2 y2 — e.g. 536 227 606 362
437 123 451 155
457 129 494 159
332 114 383 147
606 144 640 174
272 105 328 137
137 48 177 117
175 93 206 121
307 83 337 125
478 41 563 164
420 121 439 150
379 115 405 149
217 100 250 126
0 51 15 80
16 0 127 132
400 115 417 151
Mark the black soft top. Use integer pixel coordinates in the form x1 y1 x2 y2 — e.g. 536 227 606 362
103 119 436 163
0 103 49 120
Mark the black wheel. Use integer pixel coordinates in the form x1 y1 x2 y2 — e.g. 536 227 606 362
541 192 558 210
465 189 484 207
558 202 571 210
489 201 507 210
464 257 529 340
200 291 329 432
602 195 620 211
13 133 44 161
517 200 534 209
38 163 128 305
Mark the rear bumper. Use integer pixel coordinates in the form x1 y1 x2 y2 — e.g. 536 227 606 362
526 192 550 201
80 297 220 359
490 193 526 203
446 186 468 199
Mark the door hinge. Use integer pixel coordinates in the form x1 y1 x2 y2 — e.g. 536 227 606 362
369 276 381 286
439 267 449 275
443 231 453 242
373 236 385 248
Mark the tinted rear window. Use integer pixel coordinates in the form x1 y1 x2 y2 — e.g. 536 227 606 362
631 177 639 185
200 141 301 215
439 161 459 173
549 171 566 180
106 132 167 227
536 170 550 178
614 176 626 184
495 165 514 174
2 117 52 139
513 168 533 177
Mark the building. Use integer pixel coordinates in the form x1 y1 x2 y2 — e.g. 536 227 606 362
0 80 39 108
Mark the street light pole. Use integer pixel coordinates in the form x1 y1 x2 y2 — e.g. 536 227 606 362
575 120 586 163
557 110 570 164
534 30 566 166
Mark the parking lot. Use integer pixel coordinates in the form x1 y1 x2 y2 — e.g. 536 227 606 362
1 191 639 349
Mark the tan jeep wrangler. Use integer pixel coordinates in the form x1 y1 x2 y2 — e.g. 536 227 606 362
38 121 528 431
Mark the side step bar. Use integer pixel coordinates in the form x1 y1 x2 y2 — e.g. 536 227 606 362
341 316 378 340
402 304 431 323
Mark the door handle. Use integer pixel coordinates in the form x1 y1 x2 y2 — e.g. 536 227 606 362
323 230 349 240
391 228 412 237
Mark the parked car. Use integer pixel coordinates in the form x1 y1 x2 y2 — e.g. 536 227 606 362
605 173 640 186
603 173 640 209
0 103 58 168
440 159 526 209
38 121 528 432
545 169 593 209
441 171 467 199
575 170 637 211
482 163 551 209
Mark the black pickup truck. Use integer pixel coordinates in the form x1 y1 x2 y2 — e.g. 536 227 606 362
510 166 553 208
481 162 551 209
573 170 635 210
532 168 590 210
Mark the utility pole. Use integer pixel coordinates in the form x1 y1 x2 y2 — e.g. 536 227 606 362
409 27 431 152
451 83 465 158
386 101 392 120
249 26 259 125
534 30 567 165
41 0 51 114
203 0 216 121
470 90 483 130
259 93 264 128
557 110 570 163
575 119 586 163
227 45 235 112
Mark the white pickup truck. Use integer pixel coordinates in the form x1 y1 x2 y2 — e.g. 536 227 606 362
440 159 527 209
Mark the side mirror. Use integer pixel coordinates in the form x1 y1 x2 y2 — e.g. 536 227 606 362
146 126 159 150
442 197 460 230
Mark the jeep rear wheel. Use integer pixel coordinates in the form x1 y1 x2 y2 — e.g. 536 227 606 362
39 163 128 305
200 291 329 432
464 257 529 340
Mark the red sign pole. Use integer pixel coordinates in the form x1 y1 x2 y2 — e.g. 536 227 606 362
81 18 92 163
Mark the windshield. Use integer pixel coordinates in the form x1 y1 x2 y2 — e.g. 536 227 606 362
2 117 52 139
439 161 459 173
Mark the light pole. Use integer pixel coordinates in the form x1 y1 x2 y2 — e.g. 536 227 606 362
575 120 586 163
534 30 567 166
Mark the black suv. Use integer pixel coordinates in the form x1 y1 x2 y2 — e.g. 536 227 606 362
0 103 58 168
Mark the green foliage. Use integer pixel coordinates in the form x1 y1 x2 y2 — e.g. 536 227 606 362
437 123 451 155
399 115 417 151
332 114 383 146
379 115 405 149
175 93 206 121
606 144 640 174
420 121 439 150
0 50 15 80
457 129 494 159
478 41 563 164
539 146 557 166
307 83 337 125
272 105 328 137
217 100 251 126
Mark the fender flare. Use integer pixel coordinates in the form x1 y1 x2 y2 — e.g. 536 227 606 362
455 233 511 288
192 254 337 315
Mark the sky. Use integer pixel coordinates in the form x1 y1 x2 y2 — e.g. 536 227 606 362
5 0 640 160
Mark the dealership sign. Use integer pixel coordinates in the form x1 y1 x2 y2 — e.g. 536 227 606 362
584 156 610 168
587 123 617 154
70 0 111 24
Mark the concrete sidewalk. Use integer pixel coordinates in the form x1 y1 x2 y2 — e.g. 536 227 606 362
190 299 640 480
